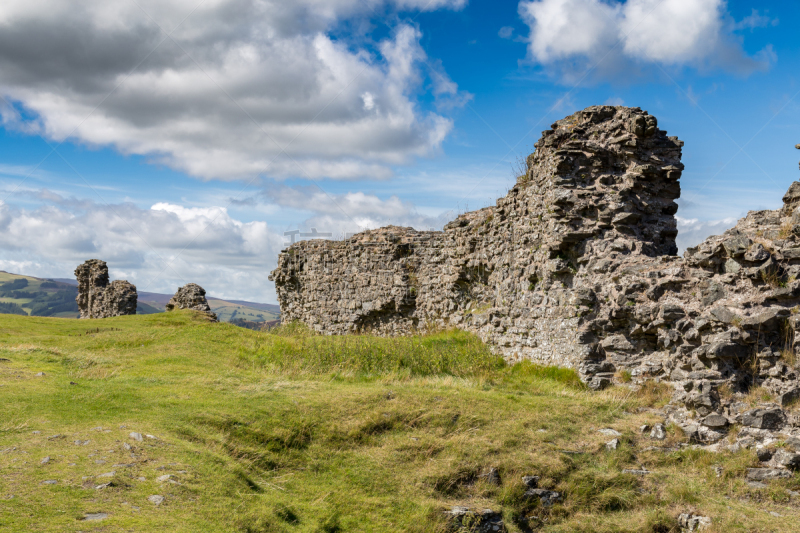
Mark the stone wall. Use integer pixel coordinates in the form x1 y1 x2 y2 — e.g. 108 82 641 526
270 105 683 371
271 105 800 448
75 259 137 318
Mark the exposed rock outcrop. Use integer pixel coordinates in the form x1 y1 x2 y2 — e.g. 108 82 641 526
75 259 137 318
270 105 800 449
165 283 217 321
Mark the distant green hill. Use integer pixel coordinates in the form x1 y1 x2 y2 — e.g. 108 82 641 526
0 271 80 318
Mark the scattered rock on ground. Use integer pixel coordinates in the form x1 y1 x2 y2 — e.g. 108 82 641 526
742 409 786 430
479 467 501 485
523 488 562 507
446 507 506 532
650 424 667 440
622 469 652 476
746 468 792 481
148 495 165 506
678 512 711 532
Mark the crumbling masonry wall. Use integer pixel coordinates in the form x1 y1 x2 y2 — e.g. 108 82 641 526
271 106 683 369
272 107 800 447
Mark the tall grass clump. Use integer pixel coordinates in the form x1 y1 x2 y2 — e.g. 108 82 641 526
245 324 506 378
506 360 584 388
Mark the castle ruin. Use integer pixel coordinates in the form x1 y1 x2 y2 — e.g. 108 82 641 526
271 105 800 444
75 259 137 318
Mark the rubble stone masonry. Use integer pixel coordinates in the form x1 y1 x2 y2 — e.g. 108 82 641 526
271 105 800 445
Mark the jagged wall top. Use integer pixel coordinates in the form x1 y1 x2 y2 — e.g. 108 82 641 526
270 105 685 348
510 105 684 259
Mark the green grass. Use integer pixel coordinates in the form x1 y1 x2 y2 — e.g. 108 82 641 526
0 312 798 532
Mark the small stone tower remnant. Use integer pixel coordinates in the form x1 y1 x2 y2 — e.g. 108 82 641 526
75 259 137 318
166 283 218 321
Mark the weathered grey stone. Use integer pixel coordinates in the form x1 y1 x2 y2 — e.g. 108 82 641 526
81 513 109 521
723 258 741 274
678 513 711 532
521 475 539 488
742 409 786 430
744 243 769 262
650 424 667 440
770 448 800 469
479 467 501 485
446 507 506 532
600 335 634 352
587 376 612 390
779 388 800 407
746 468 792 481
756 448 773 462
165 283 218 322
723 236 752 257
523 488 562 506
606 438 620 450
75 260 137 319
622 469 652 476
701 414 728 429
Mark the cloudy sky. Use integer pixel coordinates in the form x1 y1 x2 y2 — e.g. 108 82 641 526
0 0 796 303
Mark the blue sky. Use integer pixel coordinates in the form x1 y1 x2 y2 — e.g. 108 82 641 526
0 0 796 303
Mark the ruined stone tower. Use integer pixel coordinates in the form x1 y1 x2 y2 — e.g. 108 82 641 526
75 259 137 318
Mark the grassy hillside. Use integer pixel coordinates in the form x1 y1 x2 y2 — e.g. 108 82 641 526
0 312 798 532
0 271 80 318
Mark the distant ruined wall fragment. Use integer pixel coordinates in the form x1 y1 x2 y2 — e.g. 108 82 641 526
166 283 218 321
75 259 137 318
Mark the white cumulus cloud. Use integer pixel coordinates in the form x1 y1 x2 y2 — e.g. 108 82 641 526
0 0 469 182
676 215 737 253
518 0 775 81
